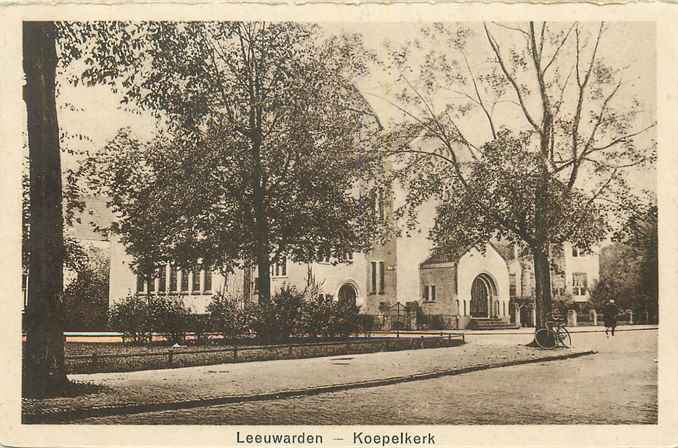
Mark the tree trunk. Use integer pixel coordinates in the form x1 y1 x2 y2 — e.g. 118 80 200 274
23 21 68 397
532 247 553 330
242 263 251 301
253 146 271 304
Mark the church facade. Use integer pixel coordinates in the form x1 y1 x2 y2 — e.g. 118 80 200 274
109 180 598 329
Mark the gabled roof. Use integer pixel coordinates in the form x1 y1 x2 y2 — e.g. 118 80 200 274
487 241 513 263
419 240 512 269
420 253 456 267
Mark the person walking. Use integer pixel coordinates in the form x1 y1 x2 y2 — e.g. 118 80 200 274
603 299 619 337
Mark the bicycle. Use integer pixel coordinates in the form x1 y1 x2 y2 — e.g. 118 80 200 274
534 314 572 349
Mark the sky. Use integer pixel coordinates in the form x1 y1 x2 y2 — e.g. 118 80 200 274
52 21 657 195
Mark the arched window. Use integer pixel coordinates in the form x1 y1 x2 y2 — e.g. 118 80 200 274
338 283 358 306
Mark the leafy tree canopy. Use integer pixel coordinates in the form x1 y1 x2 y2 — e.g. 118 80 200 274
68 22 385 299
377 22 655 326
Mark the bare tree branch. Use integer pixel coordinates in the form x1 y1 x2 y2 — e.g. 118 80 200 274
462 50 497 139
582 79 623 151
491 22 530 38
566 23 604 193
589 123 657 152
484 23 540 132
543 23 576 74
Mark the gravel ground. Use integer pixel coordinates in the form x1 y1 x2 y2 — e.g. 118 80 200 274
23 341 592 422
71 330 657 425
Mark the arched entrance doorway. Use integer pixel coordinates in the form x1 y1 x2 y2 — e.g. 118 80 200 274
470 274 497 318
338 283 358 305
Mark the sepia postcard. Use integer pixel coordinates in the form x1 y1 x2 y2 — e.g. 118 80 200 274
1 1 677 447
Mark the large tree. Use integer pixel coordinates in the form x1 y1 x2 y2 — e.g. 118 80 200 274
22 21 68 396
73 22 382 303
592 200 658 322
380 22 655 329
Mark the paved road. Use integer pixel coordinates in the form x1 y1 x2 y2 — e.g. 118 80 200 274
72 329 656 425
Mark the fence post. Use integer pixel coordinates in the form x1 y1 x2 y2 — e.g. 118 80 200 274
91 352 98 371
168 348 173 366
448 334 451 344
233 345 238 361
396 330 400 338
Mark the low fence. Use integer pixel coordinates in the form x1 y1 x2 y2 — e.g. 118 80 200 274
65 334 465 374
371 330 466 341
369 312 461 331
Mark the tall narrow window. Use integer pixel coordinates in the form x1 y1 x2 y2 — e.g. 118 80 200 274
204 270 212 292
136 274 145 293
158 265 167 292
370 262 377 294
431 285 436 301
378 261 385 294
271 258 287 278
180 270 189 292
148 274 155 293
192 270 201 293
170 265 178 292
423 285 429 301
572 246 586 257
572 272 588 296
463 300 466 316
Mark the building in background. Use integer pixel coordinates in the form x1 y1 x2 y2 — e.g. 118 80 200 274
108 186 601 330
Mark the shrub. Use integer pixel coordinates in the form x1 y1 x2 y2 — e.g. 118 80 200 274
109 294 150 345
428 315 447 330
63 246 110 331
207 294 256 343
391 320 406 331
357 314 378 334
147 295 191 345
188 313 212 345
303 293 334 338
332 296 361 337
251 286 305 342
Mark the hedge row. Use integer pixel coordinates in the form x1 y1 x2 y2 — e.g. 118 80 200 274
108 285 363 345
